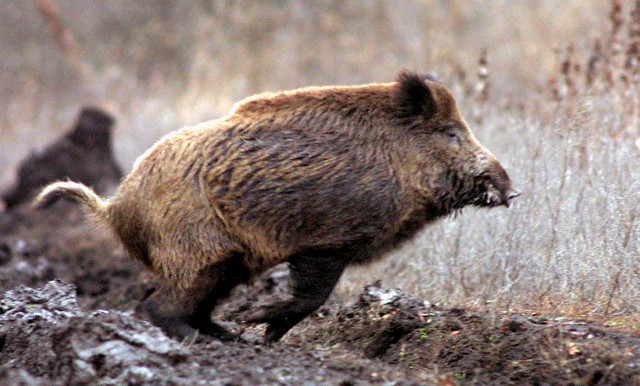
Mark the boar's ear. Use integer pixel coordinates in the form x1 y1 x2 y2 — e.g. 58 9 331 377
394 70 438 121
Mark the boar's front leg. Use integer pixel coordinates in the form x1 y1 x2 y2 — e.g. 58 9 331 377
245 251 349 344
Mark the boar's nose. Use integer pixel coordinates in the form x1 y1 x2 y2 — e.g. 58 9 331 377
503 189 522 208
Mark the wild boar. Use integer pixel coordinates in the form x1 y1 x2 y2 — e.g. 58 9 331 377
35 71 520 343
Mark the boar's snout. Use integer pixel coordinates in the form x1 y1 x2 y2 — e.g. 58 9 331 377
501 188 522 208
483 160 520 208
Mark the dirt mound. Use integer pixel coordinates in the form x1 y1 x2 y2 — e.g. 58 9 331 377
1 107 122 211
303 284 640 385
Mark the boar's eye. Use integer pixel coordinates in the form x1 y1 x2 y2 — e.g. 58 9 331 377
445 128 460 144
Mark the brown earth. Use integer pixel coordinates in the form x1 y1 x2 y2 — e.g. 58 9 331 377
1 113 640 385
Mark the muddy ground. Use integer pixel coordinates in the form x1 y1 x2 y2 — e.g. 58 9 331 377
2 209 640 386
1 114 640 385
0 208 640 385
0 201 436 386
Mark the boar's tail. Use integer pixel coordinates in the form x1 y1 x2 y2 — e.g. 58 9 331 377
33 181 111 224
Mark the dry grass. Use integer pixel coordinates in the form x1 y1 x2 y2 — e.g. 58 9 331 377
1 1 638 318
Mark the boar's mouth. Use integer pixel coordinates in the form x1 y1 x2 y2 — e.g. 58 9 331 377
438 171 520 213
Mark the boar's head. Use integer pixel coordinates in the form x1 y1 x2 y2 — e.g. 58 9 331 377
394 71 520 213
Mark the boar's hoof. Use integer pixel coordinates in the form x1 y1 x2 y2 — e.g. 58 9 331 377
144 298 240 342
187 316 241 342
243 300 309 344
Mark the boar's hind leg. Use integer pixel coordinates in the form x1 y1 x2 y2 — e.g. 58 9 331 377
245 252 349 344
143 287 199 340
188 255 251 339
144 253 249 342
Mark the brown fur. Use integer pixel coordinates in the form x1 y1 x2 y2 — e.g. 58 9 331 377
34 71 519 343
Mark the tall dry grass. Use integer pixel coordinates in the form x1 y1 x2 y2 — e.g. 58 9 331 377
1 1 637 317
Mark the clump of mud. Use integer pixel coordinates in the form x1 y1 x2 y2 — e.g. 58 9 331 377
0 280 189 385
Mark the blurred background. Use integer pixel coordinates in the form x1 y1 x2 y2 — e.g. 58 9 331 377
1 0 639 319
